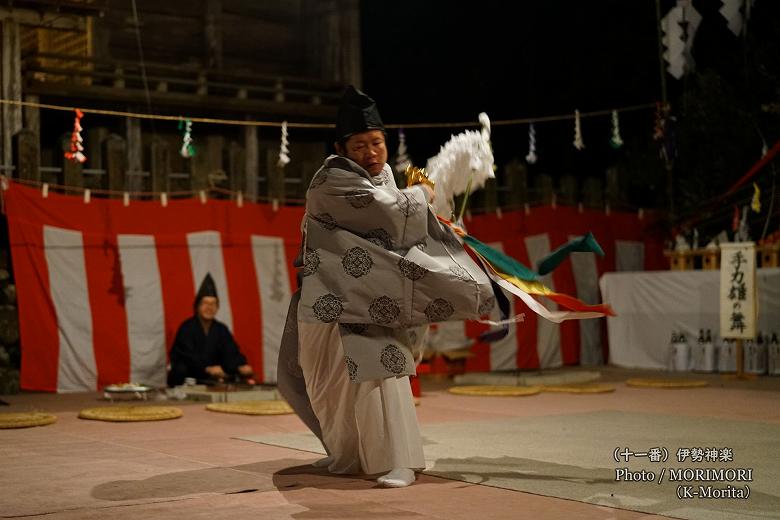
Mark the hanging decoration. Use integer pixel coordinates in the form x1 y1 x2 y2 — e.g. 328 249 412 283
609 110 624 149
64 109 87 164
525 123 537 164
653 102 677 168
751 182 761 213
661 0 702 80
394 128 412 176
719 0 754 36
178 118 195 158
277 120 290 167
573 110 585 150
653 102 665 141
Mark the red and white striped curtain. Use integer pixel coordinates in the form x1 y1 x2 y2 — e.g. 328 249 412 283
3 181 665 392
5 181 302 392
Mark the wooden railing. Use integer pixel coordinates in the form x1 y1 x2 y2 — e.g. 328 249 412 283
664 244 780 270
22 52 342 117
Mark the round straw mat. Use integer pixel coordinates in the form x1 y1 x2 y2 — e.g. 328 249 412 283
206 400 294 415
541 383 616 394
0 412 57 429
448 385 541 397
78 406 183 422
625 378 709 389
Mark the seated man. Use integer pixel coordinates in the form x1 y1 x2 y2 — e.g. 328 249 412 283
167 273 254 387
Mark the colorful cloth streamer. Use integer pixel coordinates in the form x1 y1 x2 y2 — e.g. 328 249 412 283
573 109 585 150
751 182 761 213
609 110 624 149
178 119 195 158
525 123 537 164
64 109 87 164
536 232 604 275
278 120 290 167
438 216 615 323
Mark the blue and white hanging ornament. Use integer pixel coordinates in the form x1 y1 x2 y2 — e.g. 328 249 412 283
277 120 290 167
609 110 624 149
525 123 537 164
178 118 195 158
573 110 585 150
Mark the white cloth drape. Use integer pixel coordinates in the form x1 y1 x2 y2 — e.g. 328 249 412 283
600 268 780 369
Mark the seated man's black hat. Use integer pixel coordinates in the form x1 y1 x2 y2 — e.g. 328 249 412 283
335 85 385 142
194 273 218 312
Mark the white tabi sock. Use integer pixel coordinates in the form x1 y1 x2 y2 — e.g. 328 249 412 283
377 468 415 488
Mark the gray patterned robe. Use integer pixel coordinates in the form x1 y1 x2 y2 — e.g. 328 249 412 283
299 155 496 382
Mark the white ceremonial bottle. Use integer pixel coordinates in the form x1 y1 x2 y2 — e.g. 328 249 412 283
668 331 678 371
753 332 768 375
768 332 780 376
670 331 691 372
693 329 705 372
718 337 737 373
744 336 756 373
697 329 716 373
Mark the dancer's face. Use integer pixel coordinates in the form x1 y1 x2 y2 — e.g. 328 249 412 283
337 130 387 176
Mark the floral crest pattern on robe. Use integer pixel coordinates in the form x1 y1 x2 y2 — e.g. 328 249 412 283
299 155 495 382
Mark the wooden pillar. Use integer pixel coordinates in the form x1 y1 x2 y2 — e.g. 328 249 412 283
86 127 109 170
150 138 171 194
482 177 498 214
23 94 39 145
583 176 604 209
190 135 224 192
297 141 327 199
244 125 258 201
207 135 225 189
559 175 578 206
1 18 22 168
301 159 319 197
228 141 245 194
104 134 127 193
267 149 285 204
535 173 555 206
504 159 527 209
190 146 209 192
13 129 39 182
303 0 362 86
204 0 223 69
605 166 621 208
125 117 143 193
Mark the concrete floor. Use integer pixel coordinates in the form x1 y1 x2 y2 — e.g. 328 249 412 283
1 367 778 520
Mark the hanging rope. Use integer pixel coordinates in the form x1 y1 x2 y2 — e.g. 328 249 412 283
0 98 655 130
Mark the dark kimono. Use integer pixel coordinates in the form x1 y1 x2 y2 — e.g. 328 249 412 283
167 317 247 386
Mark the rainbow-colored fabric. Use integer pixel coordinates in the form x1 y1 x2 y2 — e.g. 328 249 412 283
439 216 615 323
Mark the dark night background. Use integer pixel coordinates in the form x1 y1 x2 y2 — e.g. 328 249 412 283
360 0 780 235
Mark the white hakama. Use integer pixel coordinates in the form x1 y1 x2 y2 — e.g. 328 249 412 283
297 319 425 475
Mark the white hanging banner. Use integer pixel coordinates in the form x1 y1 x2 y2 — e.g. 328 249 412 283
719 0 754 36
719 242 757 339
662 0 703 80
